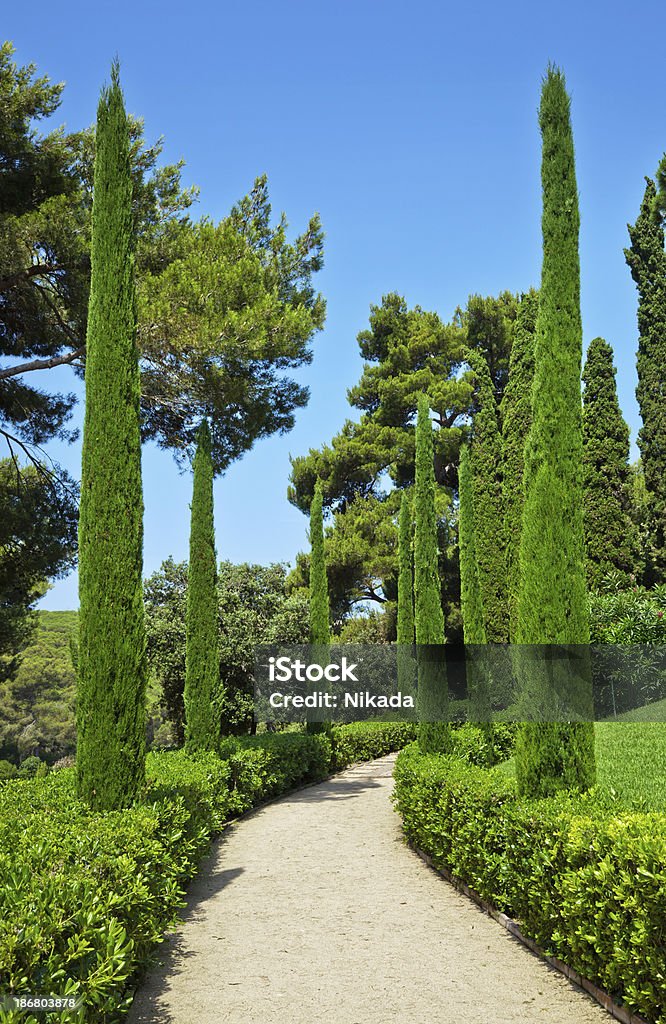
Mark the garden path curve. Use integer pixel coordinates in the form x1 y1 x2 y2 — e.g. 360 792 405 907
127 754 611 1024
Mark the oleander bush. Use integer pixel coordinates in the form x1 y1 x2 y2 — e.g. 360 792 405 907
393 743 666 1023
0 722 413 1023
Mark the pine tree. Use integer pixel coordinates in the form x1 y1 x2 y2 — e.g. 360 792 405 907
307 482 330 734
515 67 596 798
397 490 416 696
625 178 666 585
184 420 219 750
414 394 450 752
76 67 146 809
582 337 639 589
466 348 507 641
500 290 538 639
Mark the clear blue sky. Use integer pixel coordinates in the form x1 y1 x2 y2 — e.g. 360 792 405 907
5 0 665 610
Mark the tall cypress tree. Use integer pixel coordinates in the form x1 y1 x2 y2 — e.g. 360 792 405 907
625 178 666 585
500 290 537 640
307 482 330 734
458 443 493 729
414 394 450 752
397 490 416 696
515 67 596 798
582 337 639 589
77 66 146 810
466 348 507 641
458 445 486 646
184 420 219 750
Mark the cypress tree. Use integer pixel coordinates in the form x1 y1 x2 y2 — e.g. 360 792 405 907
414 394 450 752
582 337 639 589
309 481 330 645
466 348 507 641
500 290 537 640
184 420 219 750
515 67 595 798
397 490 416 696
458 444 492 728
458 445 486 646
77 66 146 810
625 178 666 585
307 482 330 734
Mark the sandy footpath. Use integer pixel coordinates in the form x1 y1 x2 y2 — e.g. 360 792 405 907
127 754 611 1024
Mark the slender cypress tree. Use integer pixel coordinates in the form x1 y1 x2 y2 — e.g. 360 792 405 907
397 490 415 646
184 420 219 750
458 445 486 646
458 443 493 729
466 348 507 641
582 337 639 589
500 290 537 639
414 394 450 752
309 482 330 645
77 66 146 810
625 178 666 585
515 67 596 797
397 490 416 696
307 482 330 734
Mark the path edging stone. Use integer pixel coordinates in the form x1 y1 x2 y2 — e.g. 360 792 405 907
410 845 649 1024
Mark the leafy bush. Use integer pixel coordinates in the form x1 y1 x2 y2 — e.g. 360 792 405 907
590 581 666 644
0 722 412 1022
393 743 666 1023
0 758 17 781
330 721 417 770
17 754 42 778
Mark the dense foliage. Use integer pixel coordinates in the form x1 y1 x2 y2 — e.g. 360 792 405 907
499 290 537 639
145 559 309 738
0 611 77 764
394 743 666 1024
582 337 638 588
184 422 218 751
308 482 330 645
0 460 77 674
76 69 147 810
414 395 450 753
625 177 666 585
465 349 506 641
514 67 595 797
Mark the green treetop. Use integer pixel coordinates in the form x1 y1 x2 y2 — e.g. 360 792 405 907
184 420 219 750
499 290 537 640
76 66 146 810
625 177 666 585
515 66 596 799
465 348 507 641
582 337 639 589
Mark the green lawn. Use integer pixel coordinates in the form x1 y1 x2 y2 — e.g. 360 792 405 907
493 722 666 810
594 721 666 810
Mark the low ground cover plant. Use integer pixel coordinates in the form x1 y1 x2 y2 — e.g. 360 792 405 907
393 740 666 1023
0 721 415 1023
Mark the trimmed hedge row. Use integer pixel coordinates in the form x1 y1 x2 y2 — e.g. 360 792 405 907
0 722 414 1023
393 743 666 1024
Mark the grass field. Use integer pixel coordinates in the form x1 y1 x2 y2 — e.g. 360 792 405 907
594 721 666 810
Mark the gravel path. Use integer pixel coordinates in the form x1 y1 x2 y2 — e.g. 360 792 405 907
127 754 611 1024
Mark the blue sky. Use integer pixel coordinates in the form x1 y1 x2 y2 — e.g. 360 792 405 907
4 0 665 610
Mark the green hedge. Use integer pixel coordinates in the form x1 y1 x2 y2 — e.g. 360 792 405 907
393 743 666 1023
330 721 418 770
0 722 413 1023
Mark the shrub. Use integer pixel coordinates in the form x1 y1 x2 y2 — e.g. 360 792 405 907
0 722 413 1022
393 744 666 1023
17 755 42 778
0 759 17 781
